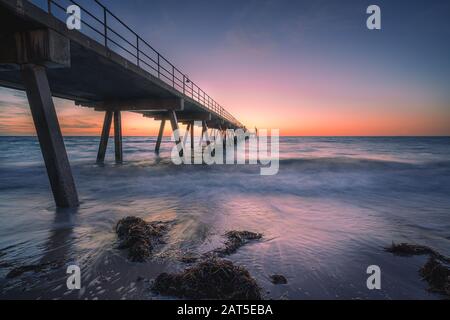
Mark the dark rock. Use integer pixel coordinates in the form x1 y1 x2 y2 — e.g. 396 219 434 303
270 274 287 284
152 258 262 300
213 230 263 257
420 257 450 297
115 216 170 262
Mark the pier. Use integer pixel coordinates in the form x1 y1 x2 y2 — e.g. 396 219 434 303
0 0 246 208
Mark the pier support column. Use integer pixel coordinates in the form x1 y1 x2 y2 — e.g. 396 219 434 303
114 111 123 164
204 122 211 146
222 129 227 146
199 121 206 147
182 122 191 149
155 119 165 154
169 110 184 157
21 64 79 208
97 111 113 163
190 121 194 152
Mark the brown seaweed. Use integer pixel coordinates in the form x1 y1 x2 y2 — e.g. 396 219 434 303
419 257 450 296
213 230 263 257
386 242 450 298
270 274 287 285
6 260 63 279
115 216 170 262
152 258 262 300
385 242 437 257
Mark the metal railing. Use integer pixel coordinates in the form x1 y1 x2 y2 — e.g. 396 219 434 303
42 0 244 128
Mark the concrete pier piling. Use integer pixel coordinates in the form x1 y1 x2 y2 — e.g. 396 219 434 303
155 119 166 154
169 110 184 157
114 111 123 164
21 64 79 208
97 111 113 163
0 27 79 207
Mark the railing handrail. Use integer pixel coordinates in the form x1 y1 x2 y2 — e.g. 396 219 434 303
44 0 244 128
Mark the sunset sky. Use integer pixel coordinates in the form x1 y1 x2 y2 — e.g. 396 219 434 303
0 0 449 136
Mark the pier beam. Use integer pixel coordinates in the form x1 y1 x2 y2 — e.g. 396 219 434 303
97 111 113 163
114 111 123 163
199 121 206 147
221 126 227 147
183 122 191 148
190 121 194 152
21 64 79 208
169 110 184 157
155 119 165 154
1 29 77 208
204 122 211 146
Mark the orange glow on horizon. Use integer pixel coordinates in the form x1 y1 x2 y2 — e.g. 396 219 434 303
1 100 448 137
0 70 449 137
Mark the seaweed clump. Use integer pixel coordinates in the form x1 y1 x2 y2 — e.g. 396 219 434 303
115 216 170 262
6 260 63 279
420 257 450 296
386 242 450 298
270 274 287 285
152 258 262 300
213 231 263 257
385 243 438 257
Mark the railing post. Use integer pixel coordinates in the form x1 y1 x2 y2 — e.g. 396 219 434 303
172 65 175 87
45 0 243 133
157 54 160 78
136 35 139 66
103 8 108 47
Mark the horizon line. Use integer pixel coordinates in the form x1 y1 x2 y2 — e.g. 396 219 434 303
1 135 449 138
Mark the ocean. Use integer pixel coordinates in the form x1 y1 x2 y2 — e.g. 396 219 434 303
0 136 449 299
